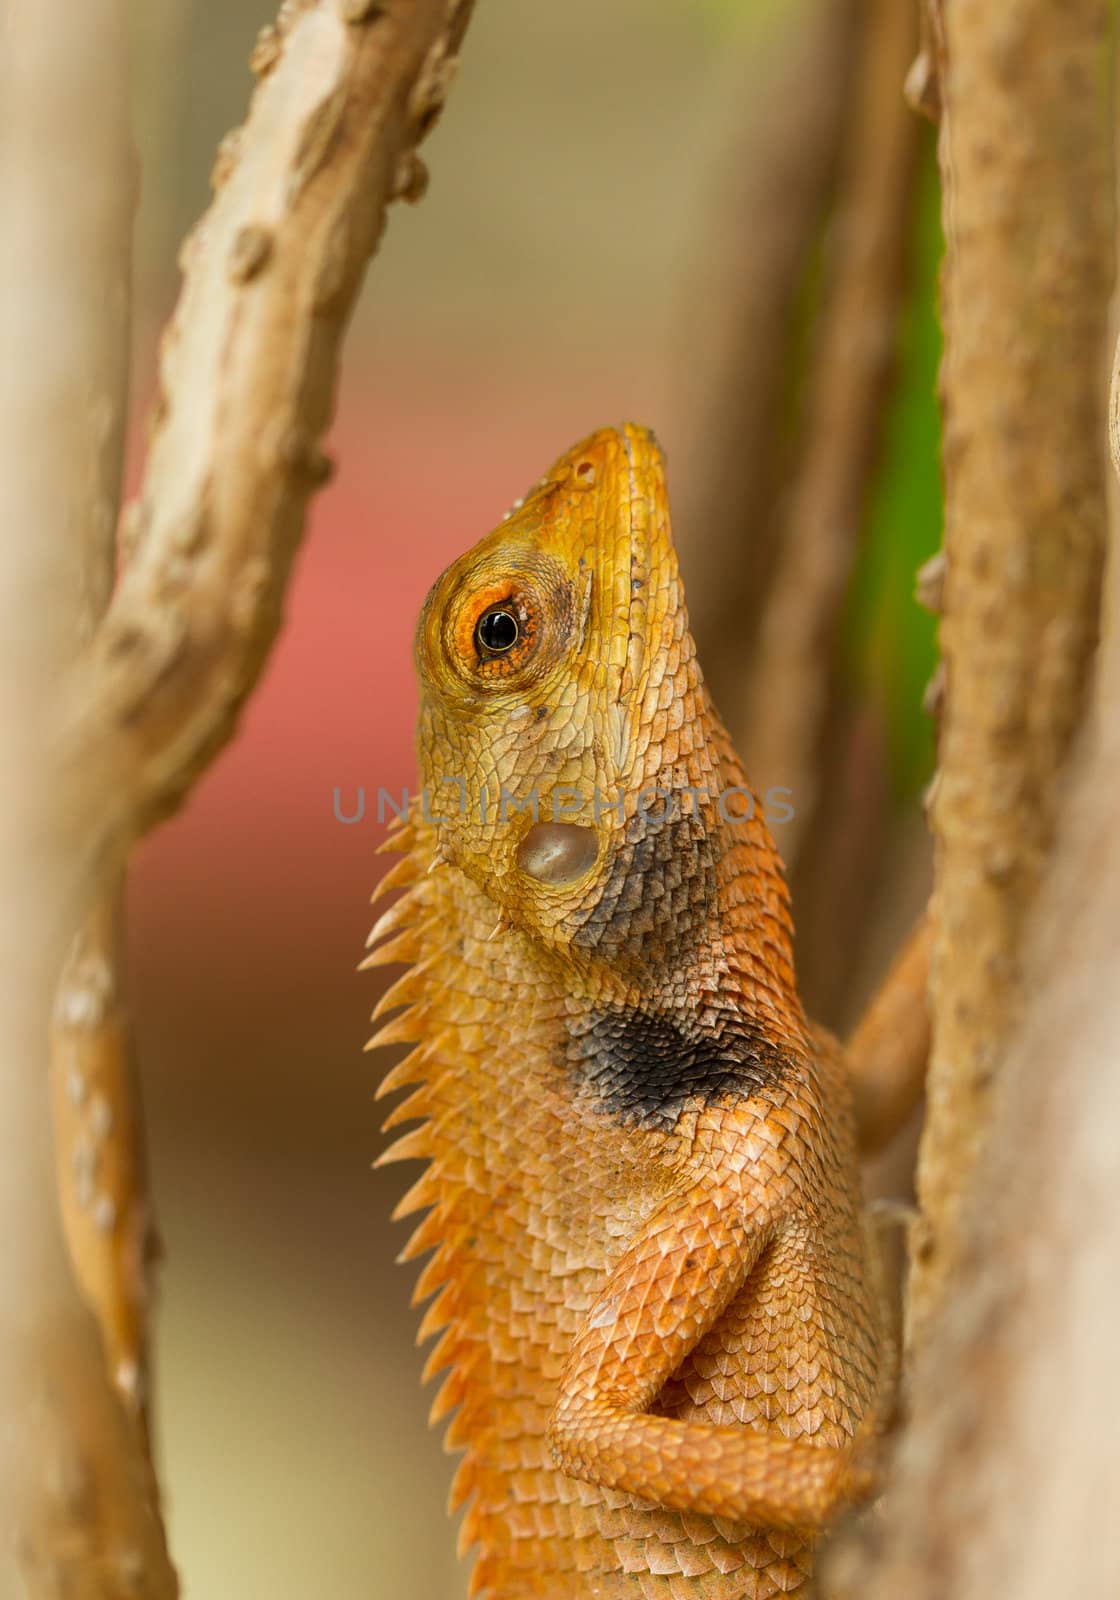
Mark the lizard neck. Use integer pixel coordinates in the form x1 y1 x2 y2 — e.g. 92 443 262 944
553 710 808 1131
417 686 807 1134
568 693 799 1003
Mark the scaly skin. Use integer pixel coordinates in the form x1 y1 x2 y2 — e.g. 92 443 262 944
367 425 884 1599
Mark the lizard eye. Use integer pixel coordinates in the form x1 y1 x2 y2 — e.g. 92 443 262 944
418 548 571 695
475 605 520 657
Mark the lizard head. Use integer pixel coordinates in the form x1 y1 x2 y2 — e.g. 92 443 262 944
414 423 785 978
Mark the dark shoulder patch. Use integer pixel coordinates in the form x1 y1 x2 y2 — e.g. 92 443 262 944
564 1003 795 1130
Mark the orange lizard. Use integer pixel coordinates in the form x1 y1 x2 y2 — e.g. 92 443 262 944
365 424 929 1599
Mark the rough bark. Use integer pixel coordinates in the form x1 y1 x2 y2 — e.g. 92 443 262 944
835 335 1120 1600
907 0 1113 1348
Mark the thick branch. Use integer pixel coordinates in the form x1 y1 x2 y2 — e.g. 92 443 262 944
0 3 176 1595
55 0 474 904
3 1 478 1592
37 0 159 1449
907 0 1113 1347
840 333 1120 1600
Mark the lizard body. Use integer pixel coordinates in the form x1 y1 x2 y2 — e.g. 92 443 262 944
367 425 884 1598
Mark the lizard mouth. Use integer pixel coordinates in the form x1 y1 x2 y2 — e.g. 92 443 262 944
540 421 678 758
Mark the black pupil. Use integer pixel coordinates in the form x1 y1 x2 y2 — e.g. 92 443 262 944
477 608 519 654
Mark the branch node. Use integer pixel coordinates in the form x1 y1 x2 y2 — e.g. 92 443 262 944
904 52 940 121
227 223 274 283
210 127 244 193
914 550 946 614
393 149 430 204
250 23 284 78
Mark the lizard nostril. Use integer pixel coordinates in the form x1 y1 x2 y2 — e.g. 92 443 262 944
516 822 599 886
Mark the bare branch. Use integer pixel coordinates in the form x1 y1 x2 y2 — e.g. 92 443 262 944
52 900 158 1438
0 2 177 1593
673 0 856 723
55 0 475 904
785 703 896 1022
3 0 478 1591
846 915 931 1157
838 324 1120 1600
739 0 920 865
906 0 1113 1348
26 0 162 1452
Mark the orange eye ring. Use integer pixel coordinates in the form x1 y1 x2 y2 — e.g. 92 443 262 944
427 550 573 697
458 589 539 680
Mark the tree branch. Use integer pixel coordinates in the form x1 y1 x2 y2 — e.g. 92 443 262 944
0 3 177 1594
54 0 474 906
3 0 477 1592
51 899 158 1439
673 0 855 721
846 915 932 1157
906 0 1113 1348
837 324 1120 1600
738 0 920 867
30 0 161 1453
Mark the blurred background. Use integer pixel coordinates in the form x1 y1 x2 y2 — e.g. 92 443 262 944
124 2 941 1594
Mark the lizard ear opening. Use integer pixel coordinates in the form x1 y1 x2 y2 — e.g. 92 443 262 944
516 822 599 886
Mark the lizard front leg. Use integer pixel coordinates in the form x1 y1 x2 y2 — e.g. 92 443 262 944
547 1177 875 1531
